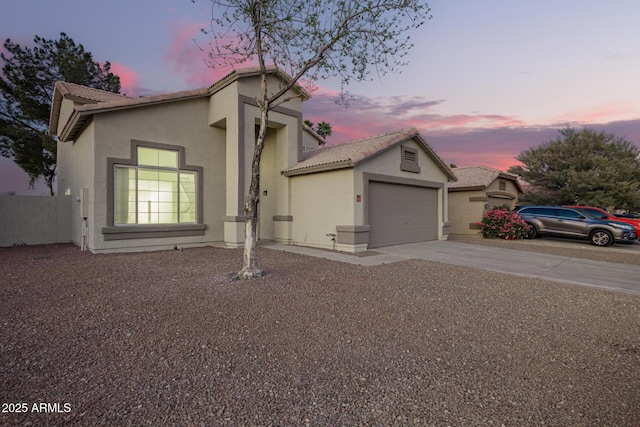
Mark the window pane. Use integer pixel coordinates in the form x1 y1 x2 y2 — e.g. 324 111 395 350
139 168 159 183
114 166 136 225
158 150 178 168
138 147 159 166
179 171 197 223
138 200 158 224
138 147 178 168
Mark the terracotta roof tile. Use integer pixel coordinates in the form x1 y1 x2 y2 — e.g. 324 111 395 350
54 81 129 103
74 87 210 113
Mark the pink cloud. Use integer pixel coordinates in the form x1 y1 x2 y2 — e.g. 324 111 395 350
165 18 239 87
554 100 638 124
303 91 527 147
302 90 640 172
108 61 140 97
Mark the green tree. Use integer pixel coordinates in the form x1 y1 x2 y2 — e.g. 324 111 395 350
508 128 640 210
196 0 432 278
315 121 332 144
0 33 121 195
303 120 314 128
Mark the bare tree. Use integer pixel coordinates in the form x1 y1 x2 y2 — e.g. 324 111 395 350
194 0 432 278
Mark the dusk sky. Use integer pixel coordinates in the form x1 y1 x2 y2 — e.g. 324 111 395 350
2 0 639 194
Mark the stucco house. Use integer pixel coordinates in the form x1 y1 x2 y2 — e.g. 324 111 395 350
49 67 456 253
448 166 524 236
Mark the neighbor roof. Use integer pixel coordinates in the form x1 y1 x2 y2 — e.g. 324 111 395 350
448 166 524 193
283 128 457 181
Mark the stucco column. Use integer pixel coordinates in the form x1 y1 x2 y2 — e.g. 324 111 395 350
210 89 246 247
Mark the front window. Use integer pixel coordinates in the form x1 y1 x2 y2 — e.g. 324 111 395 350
114 147 197 225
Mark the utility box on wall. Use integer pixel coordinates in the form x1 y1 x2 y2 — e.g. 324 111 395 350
80 187 89 220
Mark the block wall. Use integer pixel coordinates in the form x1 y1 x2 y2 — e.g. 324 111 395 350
0 196 72 247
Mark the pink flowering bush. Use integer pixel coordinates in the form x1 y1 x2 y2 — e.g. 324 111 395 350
477 206 530 240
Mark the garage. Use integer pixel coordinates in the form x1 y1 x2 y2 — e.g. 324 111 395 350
368 181 438 248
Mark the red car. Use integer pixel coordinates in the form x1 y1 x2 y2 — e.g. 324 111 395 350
566 206 640 236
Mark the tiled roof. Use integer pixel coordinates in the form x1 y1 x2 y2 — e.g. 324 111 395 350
75 87 210 113
54 81 129 103
283 128 456 180
448 166 523 192
51 66 311 141
209 66 311 100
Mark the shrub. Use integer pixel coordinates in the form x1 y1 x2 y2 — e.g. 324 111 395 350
477 207 530 240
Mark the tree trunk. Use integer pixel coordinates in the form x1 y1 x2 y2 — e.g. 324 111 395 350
237 98 270 279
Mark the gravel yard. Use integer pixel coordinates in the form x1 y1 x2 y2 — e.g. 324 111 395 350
1 241 639 426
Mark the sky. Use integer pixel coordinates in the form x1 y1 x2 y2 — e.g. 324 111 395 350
1 0 640 194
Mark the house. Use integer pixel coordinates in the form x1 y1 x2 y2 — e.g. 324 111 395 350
49 67 456 253
448 166 524 236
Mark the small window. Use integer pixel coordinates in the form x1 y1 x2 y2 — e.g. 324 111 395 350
401 146 420 173
499 180 506 191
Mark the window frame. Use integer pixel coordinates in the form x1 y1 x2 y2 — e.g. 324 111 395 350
102 140 205 241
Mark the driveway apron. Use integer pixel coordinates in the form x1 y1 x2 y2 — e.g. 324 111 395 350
375 241 640 296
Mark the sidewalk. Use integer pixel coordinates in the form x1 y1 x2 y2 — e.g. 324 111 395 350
261 240 640 296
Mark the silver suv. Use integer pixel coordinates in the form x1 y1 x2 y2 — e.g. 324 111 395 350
515 206 637 246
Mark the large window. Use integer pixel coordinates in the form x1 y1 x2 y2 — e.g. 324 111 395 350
114 147 197 225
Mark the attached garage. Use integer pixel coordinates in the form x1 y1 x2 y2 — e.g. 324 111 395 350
284 128 457 253
368 181 438 247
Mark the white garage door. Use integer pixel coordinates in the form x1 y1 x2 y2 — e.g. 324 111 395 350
368 181 438 248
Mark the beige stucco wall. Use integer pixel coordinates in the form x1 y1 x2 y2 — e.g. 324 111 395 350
58 98 76 132
448 178 521 236
448 189 486 236
236 75 305 113
302 129 321 152
290 168 355 250
83 97 226 252
486 178 520 209
57 120 96 246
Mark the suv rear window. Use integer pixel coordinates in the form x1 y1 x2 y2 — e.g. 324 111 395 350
560 209 585 219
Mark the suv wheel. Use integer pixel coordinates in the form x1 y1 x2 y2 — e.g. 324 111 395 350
526 224 537 239
589 230 613 247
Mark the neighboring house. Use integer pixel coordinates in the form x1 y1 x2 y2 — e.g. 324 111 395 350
448 166 524 236
49 67 456 253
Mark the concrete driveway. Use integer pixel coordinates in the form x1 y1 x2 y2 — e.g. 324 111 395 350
376 240 640 296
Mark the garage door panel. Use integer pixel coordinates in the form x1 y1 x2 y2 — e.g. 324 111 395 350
368 181 438 248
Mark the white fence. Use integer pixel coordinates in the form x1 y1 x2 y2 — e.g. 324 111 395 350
0 195 72 247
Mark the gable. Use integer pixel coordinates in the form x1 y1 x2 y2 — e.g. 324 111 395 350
283 128 456 181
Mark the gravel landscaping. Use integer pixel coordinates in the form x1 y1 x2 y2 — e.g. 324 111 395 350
1 242 639 426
